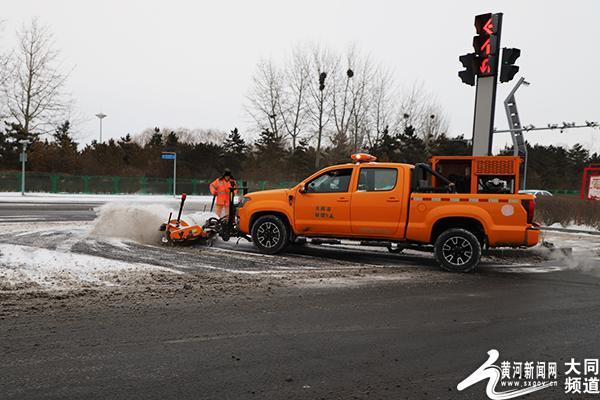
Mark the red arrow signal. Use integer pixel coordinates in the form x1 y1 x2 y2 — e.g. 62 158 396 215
479 58 490 74
483 18 494 35
480 38 491 55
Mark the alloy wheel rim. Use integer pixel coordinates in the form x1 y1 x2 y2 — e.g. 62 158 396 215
257 222 281 248
442 236 473 266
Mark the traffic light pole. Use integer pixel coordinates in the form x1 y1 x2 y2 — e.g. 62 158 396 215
471 75 499 156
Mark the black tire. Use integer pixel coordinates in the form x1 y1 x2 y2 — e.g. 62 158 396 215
434 228 481 272
251 215 289 254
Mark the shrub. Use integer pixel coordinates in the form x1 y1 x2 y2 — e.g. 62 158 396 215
535 195 600 229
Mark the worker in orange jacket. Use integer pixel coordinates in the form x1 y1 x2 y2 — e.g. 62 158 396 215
210 168 237 217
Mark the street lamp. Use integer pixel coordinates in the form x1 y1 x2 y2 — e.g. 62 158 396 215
95 113 107 143
18 139 29 196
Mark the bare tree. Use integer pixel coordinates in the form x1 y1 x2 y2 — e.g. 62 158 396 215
0 20 11 118
245 59 284 138
347 54 376 152
396 82 449 140
329 47 377 153
276 46 310 152
305 44 336 168
2 19 70 138
365 68 396 148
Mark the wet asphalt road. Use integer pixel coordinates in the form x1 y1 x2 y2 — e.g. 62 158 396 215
2 269 600 400
1 202 599 399
0 202 97 222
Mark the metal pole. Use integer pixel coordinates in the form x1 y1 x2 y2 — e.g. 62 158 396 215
99 117 103 143
523 151 528 189
21 145 26 195
173 156 176 197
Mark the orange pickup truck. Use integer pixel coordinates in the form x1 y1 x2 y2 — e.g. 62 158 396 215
236 154 539 272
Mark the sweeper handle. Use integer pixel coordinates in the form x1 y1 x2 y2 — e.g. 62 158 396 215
177 193 187 225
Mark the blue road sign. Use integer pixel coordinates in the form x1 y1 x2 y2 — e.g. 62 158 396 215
161 153 176 160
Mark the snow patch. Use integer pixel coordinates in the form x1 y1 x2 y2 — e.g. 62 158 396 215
547 222 598 233
0 243 178 291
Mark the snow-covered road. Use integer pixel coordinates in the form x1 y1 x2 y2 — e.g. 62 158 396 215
0 201 598 294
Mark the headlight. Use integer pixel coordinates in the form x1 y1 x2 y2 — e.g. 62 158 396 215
236 196 251 208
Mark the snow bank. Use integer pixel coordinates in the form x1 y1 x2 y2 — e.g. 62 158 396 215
0 243 175 291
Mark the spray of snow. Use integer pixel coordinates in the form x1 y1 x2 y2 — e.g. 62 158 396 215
541 231 600 275
187 211 219 226
91 203 172 244
90 203 219 244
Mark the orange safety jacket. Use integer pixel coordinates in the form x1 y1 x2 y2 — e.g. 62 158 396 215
209 178 237 205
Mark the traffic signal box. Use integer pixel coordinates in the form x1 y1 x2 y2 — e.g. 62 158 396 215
459 13 503 85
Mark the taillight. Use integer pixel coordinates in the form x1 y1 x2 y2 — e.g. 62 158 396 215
521 199 535 224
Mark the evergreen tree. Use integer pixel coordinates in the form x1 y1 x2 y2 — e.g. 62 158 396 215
397 125 427 165
53 120 78 152
148 127 163 147
223 128 248 175
165 131 179 148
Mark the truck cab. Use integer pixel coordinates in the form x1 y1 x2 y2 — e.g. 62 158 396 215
236 154 539 272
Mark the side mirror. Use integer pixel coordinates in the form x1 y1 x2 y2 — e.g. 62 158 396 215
299 184 306 194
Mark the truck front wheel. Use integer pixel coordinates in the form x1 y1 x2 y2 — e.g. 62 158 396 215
434 228 481 272
251 215 289 254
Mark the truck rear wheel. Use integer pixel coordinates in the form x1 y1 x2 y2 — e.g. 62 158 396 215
434 228 481 272
251 215 289 254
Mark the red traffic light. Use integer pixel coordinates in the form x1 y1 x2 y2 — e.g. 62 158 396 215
474 13 495 35
472 13 502 77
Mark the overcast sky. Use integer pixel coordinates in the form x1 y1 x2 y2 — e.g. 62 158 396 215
3 0 600 153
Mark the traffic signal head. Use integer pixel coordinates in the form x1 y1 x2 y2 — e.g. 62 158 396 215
472 13 502 77
458 53 477 86
500 48 521 83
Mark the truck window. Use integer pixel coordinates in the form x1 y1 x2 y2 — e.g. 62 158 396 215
305 168 353 193
357 168 397 192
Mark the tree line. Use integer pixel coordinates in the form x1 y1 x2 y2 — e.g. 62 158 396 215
0 120 597 190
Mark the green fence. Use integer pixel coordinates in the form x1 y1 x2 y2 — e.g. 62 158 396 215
0 172 297 195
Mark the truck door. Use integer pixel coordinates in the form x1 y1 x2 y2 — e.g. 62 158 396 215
294 168 354 235
351 166 404 236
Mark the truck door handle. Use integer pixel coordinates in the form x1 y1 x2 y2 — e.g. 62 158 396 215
337 197 349 203
387 197 400 203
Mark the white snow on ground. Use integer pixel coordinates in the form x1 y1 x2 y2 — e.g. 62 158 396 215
0 192 214 204
547 222 598 233
0 243 180 291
